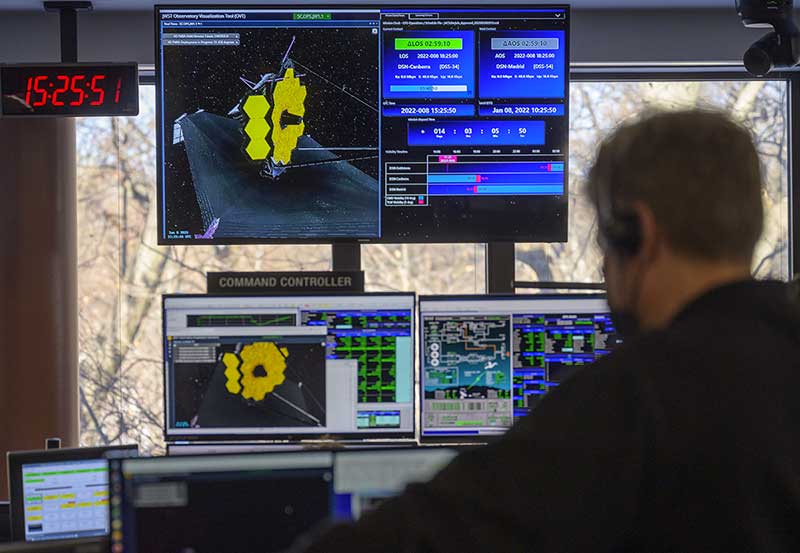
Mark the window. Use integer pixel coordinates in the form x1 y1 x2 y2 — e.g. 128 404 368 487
363 244 486 294
77 85 330 453
77 74 794 453
516 78 791 284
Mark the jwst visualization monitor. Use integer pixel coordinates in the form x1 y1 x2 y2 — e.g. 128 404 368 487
156 5 569 243
162 294 415 441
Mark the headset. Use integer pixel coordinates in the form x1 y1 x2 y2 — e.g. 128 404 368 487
595 159 642 258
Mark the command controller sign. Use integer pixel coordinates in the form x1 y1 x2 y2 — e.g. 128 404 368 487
207 271 365 294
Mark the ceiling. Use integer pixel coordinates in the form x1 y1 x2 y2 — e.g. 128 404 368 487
0 0 739 11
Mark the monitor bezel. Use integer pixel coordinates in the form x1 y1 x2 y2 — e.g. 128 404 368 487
109 448 338 553
161 291 418 442
7 445 139 543
108 445 465 553
0 537 109 553
417 292 609 444
153 3 571 245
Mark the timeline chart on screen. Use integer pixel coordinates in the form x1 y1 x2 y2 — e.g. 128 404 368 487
386 156 564 206
379 7 569 242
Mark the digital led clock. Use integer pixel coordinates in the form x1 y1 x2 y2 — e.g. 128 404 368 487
0 63 138 117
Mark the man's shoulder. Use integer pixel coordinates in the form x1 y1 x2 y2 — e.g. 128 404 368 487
565 288 800 402
587 316 744 386
539 317 727 411
526 284 800 430
529 340 652 419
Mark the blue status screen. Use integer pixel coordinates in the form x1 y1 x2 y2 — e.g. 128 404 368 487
478 31 566 99
383 31 476 99
379 7 569 242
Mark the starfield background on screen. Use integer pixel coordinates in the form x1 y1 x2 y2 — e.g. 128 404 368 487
157 6 569 243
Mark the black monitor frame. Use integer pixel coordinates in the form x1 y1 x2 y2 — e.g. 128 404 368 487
108 449 337 553
0 538 108 553
161 291 417 442
109 445 463 553
154 3 571 245
7 445 138 543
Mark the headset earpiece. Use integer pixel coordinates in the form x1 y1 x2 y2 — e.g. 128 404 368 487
595 160 642 258
602 210 642 257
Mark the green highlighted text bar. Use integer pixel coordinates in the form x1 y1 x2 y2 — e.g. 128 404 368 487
395 38 463 50
24 468 106 477
293 13 331 20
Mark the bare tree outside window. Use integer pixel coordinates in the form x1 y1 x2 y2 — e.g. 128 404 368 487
77 87 330 453
517 80 790 284
77 79 792 453
363 244 486 294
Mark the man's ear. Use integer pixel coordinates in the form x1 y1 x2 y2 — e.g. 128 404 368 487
631 201 660 263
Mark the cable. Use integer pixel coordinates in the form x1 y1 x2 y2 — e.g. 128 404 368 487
293 60 379 113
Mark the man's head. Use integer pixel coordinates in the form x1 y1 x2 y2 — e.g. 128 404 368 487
588 109 764 334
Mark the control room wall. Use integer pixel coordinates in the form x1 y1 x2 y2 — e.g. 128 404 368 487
0 8 785 66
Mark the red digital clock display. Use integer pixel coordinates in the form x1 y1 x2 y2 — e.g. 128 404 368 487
1 63 138 117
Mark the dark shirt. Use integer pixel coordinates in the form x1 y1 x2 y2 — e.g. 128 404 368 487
292 280 800 553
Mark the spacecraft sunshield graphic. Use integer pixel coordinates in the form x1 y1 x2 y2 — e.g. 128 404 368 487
231 38 308 178
174 36 379 181
270 67 307 165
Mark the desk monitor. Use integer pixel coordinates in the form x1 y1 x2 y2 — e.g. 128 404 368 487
156 5 569 243
110 448 458 553
165 443 306 456
332 447 458 520
109 452 335 553
0 501 10 544
163 293 415 441
418 294 621 441
7 446 138 543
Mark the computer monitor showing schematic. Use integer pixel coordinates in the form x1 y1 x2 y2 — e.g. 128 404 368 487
163 294 415 440
418 294 622 441
156 5 569 244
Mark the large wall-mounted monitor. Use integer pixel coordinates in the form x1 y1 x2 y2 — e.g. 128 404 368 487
155 5 569 243
162 293 416 441
418 294 621 442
